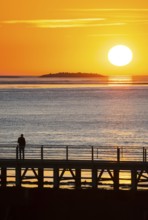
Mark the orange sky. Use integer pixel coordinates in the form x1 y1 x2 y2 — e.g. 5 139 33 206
0 0 148 76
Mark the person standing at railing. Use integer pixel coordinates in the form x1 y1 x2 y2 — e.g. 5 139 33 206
17 134 26 159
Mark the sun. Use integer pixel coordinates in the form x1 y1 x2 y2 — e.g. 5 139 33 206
108 45 133 66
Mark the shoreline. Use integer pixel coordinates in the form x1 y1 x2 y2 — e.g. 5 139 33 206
0 188 148 220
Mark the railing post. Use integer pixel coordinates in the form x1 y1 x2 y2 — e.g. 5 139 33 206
91 146 94 161
16 146 19 160
66 146 68 160
97 148 98 159
41 146 43 160
117 147 120 162
143 147 145 162
145 148 147 162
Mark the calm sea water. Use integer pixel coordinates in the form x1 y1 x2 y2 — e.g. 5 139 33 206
0 77 148 147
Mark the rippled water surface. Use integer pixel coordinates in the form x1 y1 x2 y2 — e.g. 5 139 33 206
0 79 148 147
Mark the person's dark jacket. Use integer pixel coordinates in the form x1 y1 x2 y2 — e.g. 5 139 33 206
18 137 26 147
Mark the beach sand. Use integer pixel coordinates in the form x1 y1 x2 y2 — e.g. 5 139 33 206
0 188 148 220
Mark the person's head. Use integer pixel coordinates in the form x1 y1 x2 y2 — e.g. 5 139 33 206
21 134 24 137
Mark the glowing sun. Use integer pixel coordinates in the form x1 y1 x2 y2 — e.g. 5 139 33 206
108 45 133 66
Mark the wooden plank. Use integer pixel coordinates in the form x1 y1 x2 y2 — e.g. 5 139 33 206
97 169 104 182
22 168 28 178
0 158 148 190
107 169 114 181
32 168 38 178
69 169 76 179
59 168 66 180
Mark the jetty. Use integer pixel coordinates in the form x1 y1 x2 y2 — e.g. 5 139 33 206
0 145 148 190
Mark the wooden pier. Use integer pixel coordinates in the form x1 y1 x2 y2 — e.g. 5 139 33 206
0 145 148 190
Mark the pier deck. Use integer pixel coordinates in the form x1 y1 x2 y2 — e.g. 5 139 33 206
0 145 148 190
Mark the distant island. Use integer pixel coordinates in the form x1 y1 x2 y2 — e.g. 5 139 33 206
41 72 106 78
0 76 22 78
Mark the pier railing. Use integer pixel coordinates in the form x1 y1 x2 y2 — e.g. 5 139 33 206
0 145 147 162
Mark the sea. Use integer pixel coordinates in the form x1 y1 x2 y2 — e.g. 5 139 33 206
0 76 148 147
0 76 148 189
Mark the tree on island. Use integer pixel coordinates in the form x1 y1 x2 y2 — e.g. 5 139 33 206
41 72 105 78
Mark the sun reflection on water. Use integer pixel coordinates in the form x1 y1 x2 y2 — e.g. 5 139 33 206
108 76 133 85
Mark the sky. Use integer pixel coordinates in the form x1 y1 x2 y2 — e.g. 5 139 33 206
0 0 148 76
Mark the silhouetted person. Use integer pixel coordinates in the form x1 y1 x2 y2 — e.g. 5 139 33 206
18 134 26 159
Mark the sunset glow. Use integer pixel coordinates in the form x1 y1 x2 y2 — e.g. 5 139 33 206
0 1 148 77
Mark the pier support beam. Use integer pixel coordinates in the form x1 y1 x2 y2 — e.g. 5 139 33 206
16 167 21 188
114 169 119 191
75 169 81 189
92 168 98 189
1 167 6 188
131 170 137 191
54 168 59 189
38 168 44 188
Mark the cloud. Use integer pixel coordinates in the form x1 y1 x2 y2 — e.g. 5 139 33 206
123 19 148 23
1 18 126 29
61 8 148 12
1 8 148 29
89 33 129 37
